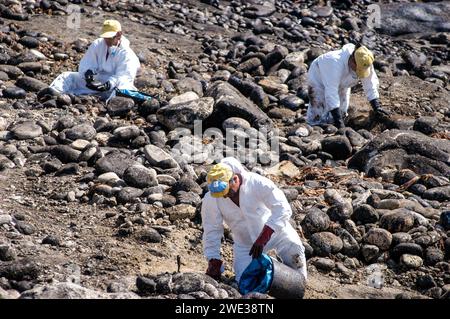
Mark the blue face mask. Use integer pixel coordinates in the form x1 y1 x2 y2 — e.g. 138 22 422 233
208 180 228 193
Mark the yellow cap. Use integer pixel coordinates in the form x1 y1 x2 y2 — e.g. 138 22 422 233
207 163 233 198
354 46 374 79
100 20 121 38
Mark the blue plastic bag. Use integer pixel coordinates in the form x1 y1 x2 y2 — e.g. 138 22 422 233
116 89 154 103
238 254 274 295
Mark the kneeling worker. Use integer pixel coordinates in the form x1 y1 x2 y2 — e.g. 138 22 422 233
50 20 140 99
201 157 307 288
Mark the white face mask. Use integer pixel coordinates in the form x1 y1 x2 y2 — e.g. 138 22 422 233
108 45 118 57
107 37 121 56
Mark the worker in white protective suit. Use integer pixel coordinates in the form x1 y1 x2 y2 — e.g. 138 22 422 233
49 20 140 100
306 43 389 128
201 157 307 285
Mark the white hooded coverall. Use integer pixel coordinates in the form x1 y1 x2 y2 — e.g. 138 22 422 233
201 157 307 282
306 43 380 126
50 36 140 98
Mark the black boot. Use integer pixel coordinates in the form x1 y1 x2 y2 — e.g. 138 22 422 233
330 108 345 129
370 99 390 118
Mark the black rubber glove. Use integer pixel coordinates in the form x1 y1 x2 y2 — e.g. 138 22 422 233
86 81 111 92
370 99 390 117
84 69 95 83
330 108 345 129
96 81 111 92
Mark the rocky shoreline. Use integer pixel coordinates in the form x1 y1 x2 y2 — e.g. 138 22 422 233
0 0 449 299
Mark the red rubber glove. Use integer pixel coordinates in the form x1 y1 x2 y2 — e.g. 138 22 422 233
249 225 274 259
206 259 222 280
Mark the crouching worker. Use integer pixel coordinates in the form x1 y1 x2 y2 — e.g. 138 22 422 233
201 157 307 290
50 20 140 100
306 43 389 128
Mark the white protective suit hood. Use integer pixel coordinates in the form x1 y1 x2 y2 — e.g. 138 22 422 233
220 157 248 177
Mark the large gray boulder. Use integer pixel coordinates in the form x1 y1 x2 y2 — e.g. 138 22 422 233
51 145 82 163
348 130 450 179
156 97 214 130
0 65 24 79
423 186 450 202
321 135 353 160
242 1 276 18
64 124 96 141
11 121 43 140
0 258 40 281
301 208 330 234
379 2 450 36
3 86 27 99
15 76 47 92
309 232 343 257
20 282 139 299
95 152 140 177
107 97 134 117
175 78 203 97
144 145 179 169
379 209 415 233
205 81 273 130
364 228 393 251
123 165 158 188
0 155 15 170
